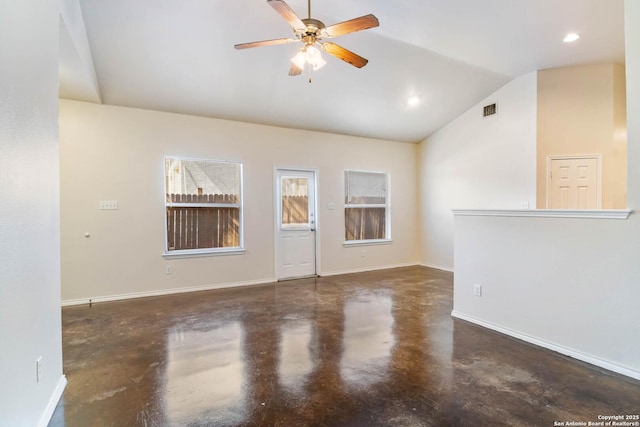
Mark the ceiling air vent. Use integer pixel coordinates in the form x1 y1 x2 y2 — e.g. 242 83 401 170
483 103 497 117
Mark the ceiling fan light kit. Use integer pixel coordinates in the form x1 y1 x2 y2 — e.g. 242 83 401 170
291 45 326 71
235 0 379 77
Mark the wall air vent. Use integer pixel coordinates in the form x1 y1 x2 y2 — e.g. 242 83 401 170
483 103 497 117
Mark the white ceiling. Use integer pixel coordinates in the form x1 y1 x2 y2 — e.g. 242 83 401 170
59 0 625 143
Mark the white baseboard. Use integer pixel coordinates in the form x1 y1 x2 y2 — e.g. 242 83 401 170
420 262 454 272
451 310 640 381
61 278 276 307
37 375 67 427
61 264 439 307
319 263 418 277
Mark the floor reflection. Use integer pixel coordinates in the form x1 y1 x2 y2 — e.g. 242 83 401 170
165 322 246 425
278 320 315 393
52 267 640 426
340 290 395 387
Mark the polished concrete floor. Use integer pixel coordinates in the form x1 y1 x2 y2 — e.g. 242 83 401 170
50 266 640 426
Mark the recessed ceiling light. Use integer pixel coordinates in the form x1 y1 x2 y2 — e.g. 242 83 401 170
563 33 580 43
407 96 421 107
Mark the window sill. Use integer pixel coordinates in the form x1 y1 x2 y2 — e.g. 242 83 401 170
162 248 246 259
343 239 393 247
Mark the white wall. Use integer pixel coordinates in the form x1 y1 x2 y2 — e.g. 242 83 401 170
59 101 419 303
453 214 640 378
626 0 640 209
418 72 537 270
0 0 65 425
59 0 101 103
451 1 640 380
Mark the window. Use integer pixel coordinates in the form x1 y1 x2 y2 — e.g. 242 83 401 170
280 176 310 228
344 170 389 242
164 157 242 254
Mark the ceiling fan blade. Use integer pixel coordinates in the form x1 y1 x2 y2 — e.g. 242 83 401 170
267 0 306 30
323 14 379 38
288 63 303 76
234 38 296 50
321 42 368 68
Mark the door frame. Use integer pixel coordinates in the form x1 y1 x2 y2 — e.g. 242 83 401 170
274 167 320 280
546 154 602 209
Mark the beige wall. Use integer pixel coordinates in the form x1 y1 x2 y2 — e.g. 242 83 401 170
613 64 628 207
59 100 419 303
536 64 627 208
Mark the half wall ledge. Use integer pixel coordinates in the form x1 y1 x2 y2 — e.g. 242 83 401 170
452 209 632 220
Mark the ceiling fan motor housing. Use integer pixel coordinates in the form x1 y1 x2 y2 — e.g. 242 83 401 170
234 0 378 71
298 18 326 39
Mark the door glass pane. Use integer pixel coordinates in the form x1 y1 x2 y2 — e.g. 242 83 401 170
281 177 309 227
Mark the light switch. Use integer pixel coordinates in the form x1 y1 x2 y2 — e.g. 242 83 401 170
99 201 118 210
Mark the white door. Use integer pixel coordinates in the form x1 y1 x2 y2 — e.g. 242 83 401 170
548 156 600 209
276 170 316 280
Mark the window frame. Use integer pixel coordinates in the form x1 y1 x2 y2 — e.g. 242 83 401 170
343 169 391 245
163 156 244 257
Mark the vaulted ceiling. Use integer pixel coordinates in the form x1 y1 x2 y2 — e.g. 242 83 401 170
59 0 625 143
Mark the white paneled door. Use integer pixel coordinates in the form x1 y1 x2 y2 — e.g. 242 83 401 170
276 170 317 280
548 156 600 209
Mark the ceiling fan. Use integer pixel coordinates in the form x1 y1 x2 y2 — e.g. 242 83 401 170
234 0 379 76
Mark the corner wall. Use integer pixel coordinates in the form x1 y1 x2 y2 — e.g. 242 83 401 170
451 1 640 379
0 0 65 425
418 72 537 270
59 101 419 303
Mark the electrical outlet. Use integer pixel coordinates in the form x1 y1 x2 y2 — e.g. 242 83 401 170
473 284 482 297
520 201 530 209
360 249 366 258
166 265 173 275
99 200 118 210
36 357 43 383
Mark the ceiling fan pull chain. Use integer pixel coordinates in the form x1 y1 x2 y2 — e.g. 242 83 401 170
305 61 313 83
234 0 378 74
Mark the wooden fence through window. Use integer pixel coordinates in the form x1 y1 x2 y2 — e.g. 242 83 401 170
345 196 386 240
166 193 239 250
281 195 308 225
